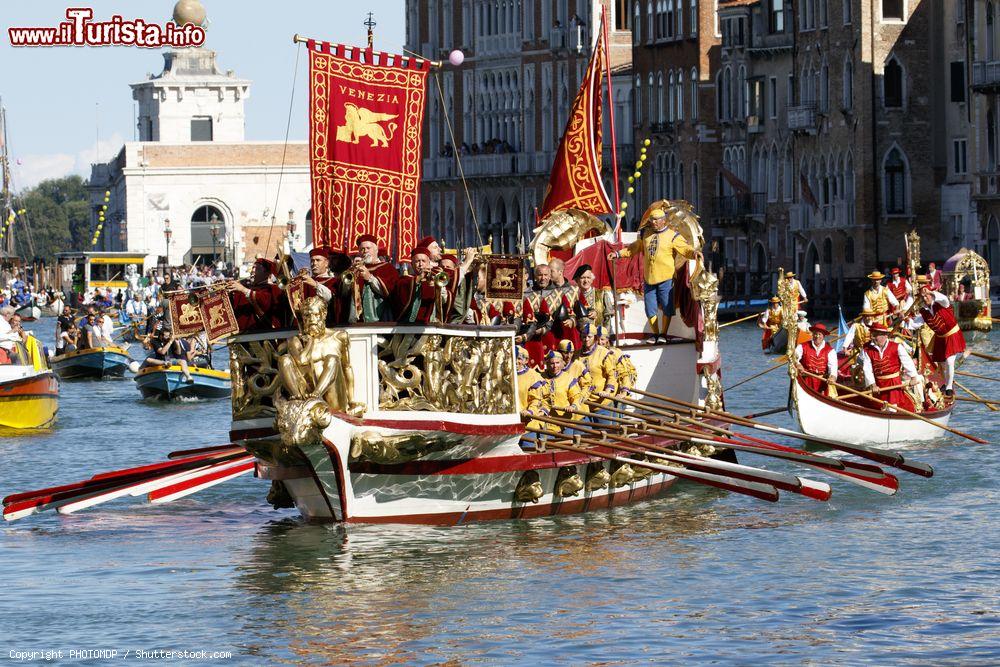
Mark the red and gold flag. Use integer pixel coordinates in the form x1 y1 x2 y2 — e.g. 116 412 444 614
198 291 239 343
166 291 205 338
308 41 431 261
539 30 613 221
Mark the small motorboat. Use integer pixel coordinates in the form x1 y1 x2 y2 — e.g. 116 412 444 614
0 336 59 429
50 346 132 380
134 365 231 400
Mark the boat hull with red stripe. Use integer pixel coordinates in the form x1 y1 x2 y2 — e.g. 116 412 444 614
792 377 953 446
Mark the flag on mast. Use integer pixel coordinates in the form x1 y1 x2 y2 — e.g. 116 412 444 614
538 27 613 221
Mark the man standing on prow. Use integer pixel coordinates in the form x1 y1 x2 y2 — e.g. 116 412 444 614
911 275 967 397
346 233 399 323
609 207 700 344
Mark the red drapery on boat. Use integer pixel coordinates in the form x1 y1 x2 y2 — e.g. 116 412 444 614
538 29 613 221
307 41 430 261
563 239 641 291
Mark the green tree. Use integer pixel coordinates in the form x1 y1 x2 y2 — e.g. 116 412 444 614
13 175 91 261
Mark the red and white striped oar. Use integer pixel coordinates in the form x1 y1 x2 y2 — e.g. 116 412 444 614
55 456 254 515
148 457 255 504
3 446 251 521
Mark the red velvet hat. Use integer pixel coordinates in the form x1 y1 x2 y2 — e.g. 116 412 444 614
309 246 330 259
411 246 432 259
254 257 278 277
808 323 829 335
870 323 891 335
356 234 378 246
418 236 438 248
890 267 901 275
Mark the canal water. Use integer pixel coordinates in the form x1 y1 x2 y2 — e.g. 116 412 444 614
1 319 997 664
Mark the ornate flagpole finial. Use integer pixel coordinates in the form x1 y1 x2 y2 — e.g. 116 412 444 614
364 12 377 48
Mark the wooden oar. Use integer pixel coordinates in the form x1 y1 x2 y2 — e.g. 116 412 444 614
538 413 830 500
525 427 781 502
720 312 762 328
596 394 901 494
953 381 1000 411
797 369 987 445
968 350 1000 362
725 363 784 391
956 370 999 383
741 406 789 419
624 387 940 474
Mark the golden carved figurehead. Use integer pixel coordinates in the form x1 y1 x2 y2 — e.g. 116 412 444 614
300 296 327 337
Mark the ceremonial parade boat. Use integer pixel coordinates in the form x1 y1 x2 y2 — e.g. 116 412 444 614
50 346 132 380
0 337 58 430
2 15 945 523
135 365 231 401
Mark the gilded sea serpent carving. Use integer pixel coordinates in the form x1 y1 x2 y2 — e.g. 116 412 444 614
378 333 515 413
514 470 544 504
348 430 458 465
230 338 287 420
555 466 584 498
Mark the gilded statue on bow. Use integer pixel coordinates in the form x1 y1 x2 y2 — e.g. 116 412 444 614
692 267 720 342
277 296 365 416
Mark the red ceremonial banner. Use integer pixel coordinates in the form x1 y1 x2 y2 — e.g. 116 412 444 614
197 291 239 342
166 292 205 337
308 41 431 261
539 28 613 221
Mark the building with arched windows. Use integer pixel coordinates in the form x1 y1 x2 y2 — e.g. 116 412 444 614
409 0 633 253
87 45 311 269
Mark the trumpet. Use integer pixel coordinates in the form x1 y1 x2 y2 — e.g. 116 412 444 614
339 268 356 287
430 270 450 288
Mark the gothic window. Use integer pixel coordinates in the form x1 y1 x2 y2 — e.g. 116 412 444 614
677 70 684 120
668 71 676 121
883 57 904 108
883 147 908 214
822 237 832 264
690 67 699 120
843 58 854 110
769 0 784 32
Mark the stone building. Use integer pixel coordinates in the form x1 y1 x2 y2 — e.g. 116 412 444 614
703 0 977 307
88 46 312 268
408 0 634 253
969 0 1000 276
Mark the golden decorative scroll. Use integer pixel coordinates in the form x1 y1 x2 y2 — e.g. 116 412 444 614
230 338 287 421
348 430 459 465
692 268 720 343
584 462 610 491
378 333 515 413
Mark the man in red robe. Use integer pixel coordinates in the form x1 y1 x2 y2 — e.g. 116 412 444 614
887 267 912 313
346 234 398 322
861 323 920 411
914 276 967 397
524 264 564 367
794 323 837 394
394 246 443 324
227 258 288 332
300 246 345 325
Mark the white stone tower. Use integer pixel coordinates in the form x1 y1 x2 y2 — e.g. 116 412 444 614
131 1 250 143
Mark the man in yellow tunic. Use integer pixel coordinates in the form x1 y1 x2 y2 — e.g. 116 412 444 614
577 323 618 405
541 349 588 424
862 271 898 326
557 339 592 399
609 208 700 343
598 330 636 393
515 346 545 416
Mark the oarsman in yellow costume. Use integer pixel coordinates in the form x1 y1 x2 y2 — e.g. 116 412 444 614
539 349 588 425
842 308 877 357
757 296 783 350
577 323 617 398
556 339 592 398
598 330 637 393
784 271 808 309
862 271 898 326
609 207 700 344
515 346 545 415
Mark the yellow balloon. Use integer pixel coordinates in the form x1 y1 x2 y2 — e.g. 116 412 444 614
643 139 651 146
633 171 641 179
627 187 634 194
18 209 25 214
637 160 644 169
621 202 629 209
628 176 634 184
104 190 110 197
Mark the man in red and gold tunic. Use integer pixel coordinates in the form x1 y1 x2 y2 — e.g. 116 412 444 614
757 296 783 350
227 258 288 332
794 323 837 394
394 246 444 324
345 234 399 322
887 267 913 313
862 270 898 325
524 264 563 367
860 323 920 411
913 276 967 396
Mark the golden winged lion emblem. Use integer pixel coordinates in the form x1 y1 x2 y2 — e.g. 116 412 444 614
336 103 399 147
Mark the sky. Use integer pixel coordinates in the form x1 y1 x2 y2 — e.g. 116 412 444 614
0 0 405 191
